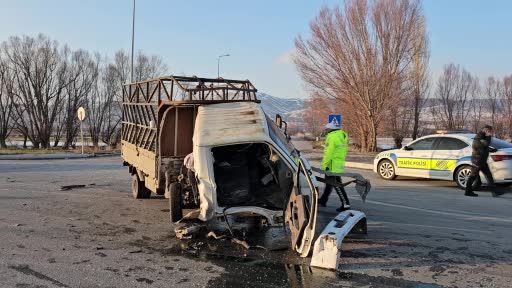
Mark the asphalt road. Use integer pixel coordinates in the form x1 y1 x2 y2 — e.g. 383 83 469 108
1 156 511 288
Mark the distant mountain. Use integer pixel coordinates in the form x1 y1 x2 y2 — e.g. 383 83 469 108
258 93 305 120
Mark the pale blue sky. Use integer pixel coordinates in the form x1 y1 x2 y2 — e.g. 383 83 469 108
1 0 511 99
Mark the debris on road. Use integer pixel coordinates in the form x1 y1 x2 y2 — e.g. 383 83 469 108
207 231 227 240
175 222 204 239
59 183 106 191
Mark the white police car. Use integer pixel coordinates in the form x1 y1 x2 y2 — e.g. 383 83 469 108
373 133 512 189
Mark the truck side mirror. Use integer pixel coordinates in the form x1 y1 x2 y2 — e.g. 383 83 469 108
275 114 283 129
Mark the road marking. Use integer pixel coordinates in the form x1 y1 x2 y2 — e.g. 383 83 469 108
369 221 492 234
363 199 512 223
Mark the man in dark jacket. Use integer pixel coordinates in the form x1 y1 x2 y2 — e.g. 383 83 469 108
465 125 499 197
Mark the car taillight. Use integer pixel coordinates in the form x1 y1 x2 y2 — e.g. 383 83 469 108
491 154 512 162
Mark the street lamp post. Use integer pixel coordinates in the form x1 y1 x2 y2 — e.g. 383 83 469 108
130 0 136 82
217 54 230 78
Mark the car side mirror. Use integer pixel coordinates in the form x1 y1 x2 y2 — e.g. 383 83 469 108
403 146 413 151
282 120 288 136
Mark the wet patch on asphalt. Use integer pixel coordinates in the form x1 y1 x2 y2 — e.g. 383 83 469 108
337 271 446 288
125 233 453 288
8 265 69 288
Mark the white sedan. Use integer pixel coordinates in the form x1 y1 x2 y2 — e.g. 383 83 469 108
373 133 512 189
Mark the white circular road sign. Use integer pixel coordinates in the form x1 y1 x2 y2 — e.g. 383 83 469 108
77 107 86 121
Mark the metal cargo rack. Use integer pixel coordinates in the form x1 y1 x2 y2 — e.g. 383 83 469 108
121 76 259 153
122 75 259 105
121 75 260 196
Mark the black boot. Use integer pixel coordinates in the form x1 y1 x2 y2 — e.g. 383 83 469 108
465 176 478 197
491 187 504 197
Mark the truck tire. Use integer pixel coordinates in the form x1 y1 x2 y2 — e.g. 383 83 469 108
132 174 150 199
168 182 183 223
168 158 183 183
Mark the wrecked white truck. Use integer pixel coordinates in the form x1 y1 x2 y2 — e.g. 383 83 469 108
121 76 369 269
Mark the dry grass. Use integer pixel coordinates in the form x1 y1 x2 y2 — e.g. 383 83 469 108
0 146 120 155
0 147 62 155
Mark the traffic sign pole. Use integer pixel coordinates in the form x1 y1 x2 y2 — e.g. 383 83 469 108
80 120 84 154
77 107 86 154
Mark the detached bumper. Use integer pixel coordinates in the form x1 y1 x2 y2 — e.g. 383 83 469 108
310 210 367 270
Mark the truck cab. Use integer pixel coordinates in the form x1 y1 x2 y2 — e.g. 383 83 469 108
192 102 319 257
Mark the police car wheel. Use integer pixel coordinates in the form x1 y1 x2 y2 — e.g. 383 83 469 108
378 160 396 180
455 165 481 190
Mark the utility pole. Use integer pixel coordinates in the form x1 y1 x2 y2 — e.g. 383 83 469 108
217 54 230 78
130 0 136 82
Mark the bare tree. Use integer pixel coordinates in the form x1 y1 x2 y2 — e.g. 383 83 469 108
409 23 430 140
484 77 504 137
86 57 120 149
294 0 426 152
303 92 336 137
0 58 15 148
100 64 122 148
431 64 477 130
85 54 105 148
2 34 71 148
469 85 484 133
111 49 166 91
503 75 512 139
108 50 167 147
386 84 414 148
84 50 167 149
61 50 98 149
134 51 167 82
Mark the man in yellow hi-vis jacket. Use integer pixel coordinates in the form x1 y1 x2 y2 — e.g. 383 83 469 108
318 121 350 211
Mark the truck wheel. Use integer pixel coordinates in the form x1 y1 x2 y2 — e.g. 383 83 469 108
168 182 183 223
131 174 150 199
455 165 481 190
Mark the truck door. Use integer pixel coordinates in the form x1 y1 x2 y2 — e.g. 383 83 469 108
286 158 319 257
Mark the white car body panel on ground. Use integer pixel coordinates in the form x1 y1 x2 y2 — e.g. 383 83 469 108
310 210 366 270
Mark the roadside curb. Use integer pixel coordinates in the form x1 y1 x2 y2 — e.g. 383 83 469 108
345 161 373 170
0 153 120 161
